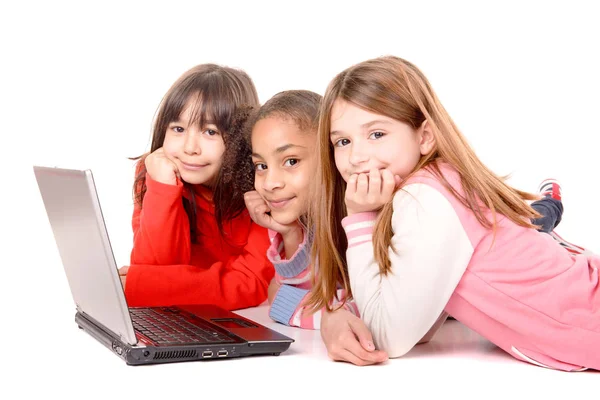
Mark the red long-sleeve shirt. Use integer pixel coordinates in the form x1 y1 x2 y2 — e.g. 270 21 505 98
124 173 274 310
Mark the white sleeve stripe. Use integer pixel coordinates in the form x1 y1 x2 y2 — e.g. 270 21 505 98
344 220 376 232
279 274 311 285
348 235 373 246
312 310 322 329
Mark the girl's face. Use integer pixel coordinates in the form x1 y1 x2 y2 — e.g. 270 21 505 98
329 99 433 182
251 117 316 225
162 101 225 187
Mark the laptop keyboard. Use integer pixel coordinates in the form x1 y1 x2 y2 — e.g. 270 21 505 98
130 308 236 345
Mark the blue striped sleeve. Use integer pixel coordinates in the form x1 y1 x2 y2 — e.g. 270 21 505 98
269 285 309 325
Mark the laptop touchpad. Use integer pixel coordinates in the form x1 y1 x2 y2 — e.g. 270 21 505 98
212 318 258 329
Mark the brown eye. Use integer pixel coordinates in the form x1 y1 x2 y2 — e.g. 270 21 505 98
334 138 350 147
369 131 384 139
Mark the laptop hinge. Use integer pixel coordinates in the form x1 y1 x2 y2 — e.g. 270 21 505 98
77 309 136 345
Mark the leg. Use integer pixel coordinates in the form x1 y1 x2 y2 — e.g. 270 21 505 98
532 179 590 255
531 199 563 233
531 179 563 233
548 231 590 256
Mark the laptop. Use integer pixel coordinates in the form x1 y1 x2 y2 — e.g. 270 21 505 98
33 165 294 365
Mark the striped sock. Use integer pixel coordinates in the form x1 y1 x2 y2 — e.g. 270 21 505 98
539 178 562 201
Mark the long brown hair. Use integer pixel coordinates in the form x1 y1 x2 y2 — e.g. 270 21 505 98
306 56 541 312
132 64 259 242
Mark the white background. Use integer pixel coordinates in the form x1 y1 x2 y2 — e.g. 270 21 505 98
2 0 599 398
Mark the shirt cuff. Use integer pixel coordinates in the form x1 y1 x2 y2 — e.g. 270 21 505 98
267 231 310 278
269 285 309 326
145 172 183 198
342 212 378 248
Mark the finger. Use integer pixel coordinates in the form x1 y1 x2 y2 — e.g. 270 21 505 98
254 203 271 215
249 204 269 221
173 164 181 180
158 148 173 160
153 149 179 174
244 191 267 205
348 317 389 362
244 190 261 200
368 168 382 195
118 266 129 276
160 151 179 170
156 149 177 168
244 194 265 205
380 169 395 199
244 194 264 208
144 153 154 168
348 317 375 350
342 333 388 363
330 348 377 366
346 174 358 196
356 173 369 197
394 175 402 187
254 204 273 226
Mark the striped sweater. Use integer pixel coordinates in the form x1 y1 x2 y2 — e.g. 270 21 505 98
267 229 359 329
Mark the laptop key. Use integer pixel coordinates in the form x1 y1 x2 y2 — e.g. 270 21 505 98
130 308 236 345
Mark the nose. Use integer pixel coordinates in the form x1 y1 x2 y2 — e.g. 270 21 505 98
349 142 369 166
262 168 284 192
183 130 201 155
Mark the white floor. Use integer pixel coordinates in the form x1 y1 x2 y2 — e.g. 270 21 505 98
7 296 597 400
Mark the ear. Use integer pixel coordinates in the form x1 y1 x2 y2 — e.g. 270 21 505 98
418 120 435 155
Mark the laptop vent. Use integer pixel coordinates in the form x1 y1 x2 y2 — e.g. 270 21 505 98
153 350 198 360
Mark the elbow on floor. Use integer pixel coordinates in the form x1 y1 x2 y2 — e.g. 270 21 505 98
380 339 417 359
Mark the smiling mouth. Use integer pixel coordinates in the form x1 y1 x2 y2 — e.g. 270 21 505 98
268 197 295 209
180 161 208 171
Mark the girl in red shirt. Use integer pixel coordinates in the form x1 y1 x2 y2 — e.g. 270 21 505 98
119 64 274 310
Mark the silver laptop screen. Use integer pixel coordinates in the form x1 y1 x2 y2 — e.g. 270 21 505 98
33 166 137 345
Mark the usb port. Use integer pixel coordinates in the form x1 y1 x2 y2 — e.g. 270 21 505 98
217 350 228 357
202 350 213 358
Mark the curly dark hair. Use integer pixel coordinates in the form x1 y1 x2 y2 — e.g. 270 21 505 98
216 104 257 229
132 64 260 243
246 90 322 140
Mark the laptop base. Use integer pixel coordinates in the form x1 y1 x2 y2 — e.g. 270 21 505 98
76 311 291 365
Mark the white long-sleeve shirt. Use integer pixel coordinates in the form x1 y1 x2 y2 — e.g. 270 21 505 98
342 183 472 357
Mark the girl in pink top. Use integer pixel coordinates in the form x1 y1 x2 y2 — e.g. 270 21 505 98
306 56 599 371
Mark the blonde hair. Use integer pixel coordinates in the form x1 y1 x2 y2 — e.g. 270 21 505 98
306 56 541 312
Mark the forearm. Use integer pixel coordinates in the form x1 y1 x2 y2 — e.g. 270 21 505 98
269 286 358 329
130 175 191 265
281 226 304 261
125 258 272 310
268 229 311 283
344 185 473 357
